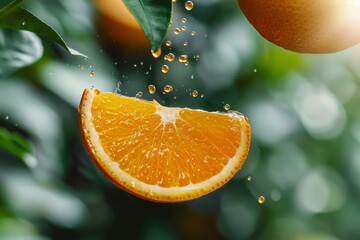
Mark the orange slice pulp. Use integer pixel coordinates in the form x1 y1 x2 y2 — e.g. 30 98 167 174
79 89 251 202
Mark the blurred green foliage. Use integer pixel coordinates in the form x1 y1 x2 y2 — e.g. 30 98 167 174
1 0 360 239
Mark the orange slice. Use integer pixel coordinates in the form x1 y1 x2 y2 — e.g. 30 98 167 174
79 89 251 202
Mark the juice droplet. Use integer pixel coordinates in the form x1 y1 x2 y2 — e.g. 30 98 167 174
191 31 196 36
164 55 168 61
166 40 172 47
191 90 198 97
247 176 252 181
179 55 188 63
182 18 187 23
182 26 187 31
174 28 181 35
148 85 156 94
245 117 250 123
183 41 188 46
164 85 173 93
166 53 175 62
161 65 169 73
185 1 194 10
135 91 143 98
170 20 173 27
151 48 162 58
200 94 204 98
90 71 95 77
258 196 265 204
224 104 230 111
81 65 85 69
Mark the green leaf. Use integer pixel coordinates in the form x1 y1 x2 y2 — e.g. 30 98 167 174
123 0 172 51
0 0 87 57
0 0 17 9
0 127 32 163
0 29 43 75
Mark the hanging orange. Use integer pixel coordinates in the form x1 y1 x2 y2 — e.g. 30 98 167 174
238 0 360 53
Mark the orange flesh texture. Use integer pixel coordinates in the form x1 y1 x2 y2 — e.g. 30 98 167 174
91 92 243 188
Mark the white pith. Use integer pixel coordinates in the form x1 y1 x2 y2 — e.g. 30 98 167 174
156 107 179 124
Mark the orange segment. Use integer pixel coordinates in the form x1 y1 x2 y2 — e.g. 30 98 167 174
79 89 251 202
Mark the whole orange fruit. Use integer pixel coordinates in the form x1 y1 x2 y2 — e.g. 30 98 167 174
94 0 149 49
238 0 360 53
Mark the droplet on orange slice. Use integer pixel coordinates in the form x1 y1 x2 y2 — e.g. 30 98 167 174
79 89 251 202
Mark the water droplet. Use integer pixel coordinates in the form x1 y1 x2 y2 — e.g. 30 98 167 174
5 116 9 120
81 65 85 69
131 181 135 188
245 117 250 122
185 62 189 67
254 68 257 73
90 71 95 77
22 21 26 26
161 65 169 73
191 31 196 36
133 64 137 67
151 48 162 58
195 54 200 60
224 104 230 111
164 85 173 93
191 75 194 79
185 1 194 10
179 55 188 63
182 18 187 23
164 55 168 61
166 53 175 62
135 91 143 98
166 40 172 47
172 0 177 2
174 28 181 35
247 176 252 181
183 41 188 47
191 90 198 97
200 94 204 98
174 96 177 99
148 85 156 94
258 196 265 204
182 26 187 31
170 20 173 27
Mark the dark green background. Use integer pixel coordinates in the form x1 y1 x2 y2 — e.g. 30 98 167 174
1 0 360 239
